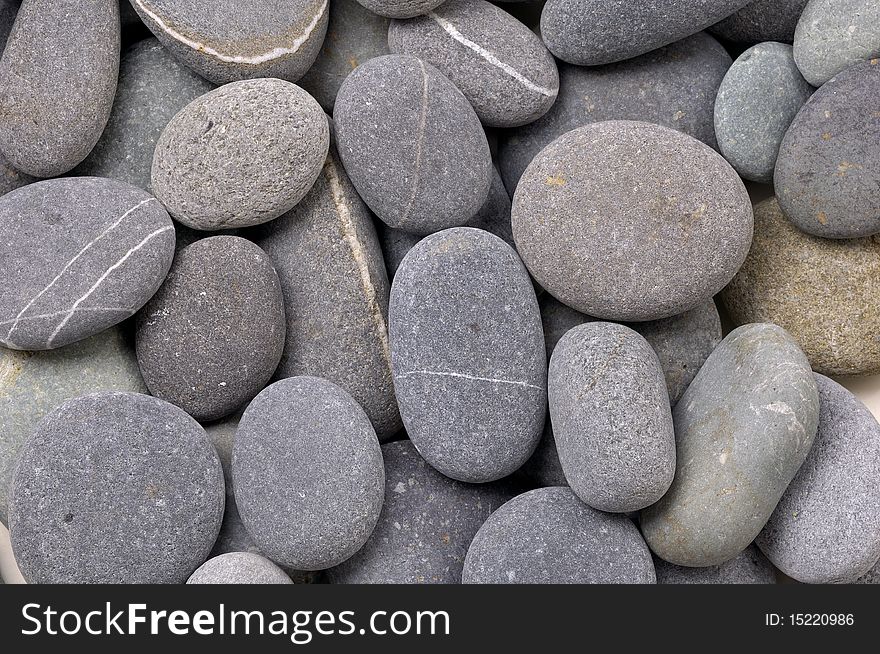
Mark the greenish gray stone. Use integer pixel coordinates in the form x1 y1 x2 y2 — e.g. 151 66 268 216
655 545 777 584
710 0 809 44
187 552 293 584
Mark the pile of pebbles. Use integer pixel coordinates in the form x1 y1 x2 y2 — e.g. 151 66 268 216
1 0 879 585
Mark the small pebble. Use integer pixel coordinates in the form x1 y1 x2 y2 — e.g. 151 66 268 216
710 0 810 44
187 552 293 585
354 0 445 20
655 545 777 584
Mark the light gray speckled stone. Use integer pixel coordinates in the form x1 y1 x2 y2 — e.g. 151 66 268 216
710 0 809 44
757 375 880 584
655 545 777 584
0 178 175 351
512 121 753 322
9 391 225 584
463 487 656 584
642 324 819 568
0 0 120 177
354 0 444 19
130 0 329 85
390 227 546 483
715 42 813 183
233 377 384 571
334 54 492 234
188 552 293 584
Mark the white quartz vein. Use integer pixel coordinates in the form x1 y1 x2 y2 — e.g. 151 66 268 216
395 370 542 390
398 58 429 229
0 307 133 327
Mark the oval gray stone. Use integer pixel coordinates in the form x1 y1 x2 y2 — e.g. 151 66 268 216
390 227 546 483
334 54 492 234
710 0 810 44
512 120 753 321
9 391 225 584
549 322 675 512
187 552 293 585
756 375 880 584
0 0 120 177
0 178 175 351
233 377 385 570
354 0 445 19
463 487 656 584
152 78 330 231
655 545 777 584
641 323 820 568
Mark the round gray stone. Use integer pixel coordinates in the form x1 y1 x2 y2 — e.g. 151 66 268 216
390 227 546 483
187 552 293 584
334 54 492 234
233 376 385 570
463 487 656 584
642 323 820 568
0 0 120 177
655 545 777 584
354 0 445 19
710 0 810 44
130 0 329 85
388 0 559 128
774 59 880 238
715 42 814 183
0 177 175 351
549 322 675 513
152 78 330 231
9 391 225 584
756 375 880 584
136 236 286 422
512 120 753 322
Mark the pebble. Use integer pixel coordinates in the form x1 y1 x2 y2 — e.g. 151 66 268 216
390 227 546 483
756 375 880 584
709 0 810 44
641 323 819 568
136 236 286 422
498 32 731 193
462 487 656 584
0 326 146 525
9 391 225 583
251 148 401 441
0 0 120 177
151 78 330 231
130 0 329 85
0 178 175 351
774 59 880 238
512 120 752 321
187 552 293 585
354 0 445 19
655 545 777 584
714 42 814 183
548 322 675 512
334 54 492 234
388 0 559 128
233 377 385 570
721 198 880 376
793 0 880 87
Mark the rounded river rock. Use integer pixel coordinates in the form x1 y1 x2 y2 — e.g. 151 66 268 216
354 0 445 20
654 545 777 584
710 0 809 44
187 553 293 585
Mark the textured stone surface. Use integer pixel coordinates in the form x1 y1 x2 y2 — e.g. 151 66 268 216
512 121 752 321
152 78 329 231
721 198 880 376
549 322 675 512
655 545 777 584
388 0 558 127
0 0 119 177
130 0 329 84
0 0 17 54
710 0 809 43
0 152 35 199
642 324 819 568
136 236 286 422
354 0 445 19
252 148 400 440
334 54 492 234
856 562 880 584
715 42 813 183
757 375 880 584
463 487 656 583
9 391 225 583
0 178 175 351
390 228 546 483
498 32 731 193
774 59 880 238
188 552 293 584
233 377 384 570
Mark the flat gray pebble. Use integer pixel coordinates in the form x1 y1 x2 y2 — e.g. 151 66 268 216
354 0 445 19
187 552 293 585
655 545 777 584
710 0 810 43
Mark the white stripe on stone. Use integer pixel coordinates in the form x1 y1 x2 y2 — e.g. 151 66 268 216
395 369 543 391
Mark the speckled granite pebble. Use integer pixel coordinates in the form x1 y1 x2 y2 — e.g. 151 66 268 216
9 391 225 584
655 545 777 584
710 0 809 44
355 0 445 19
187 552 293 584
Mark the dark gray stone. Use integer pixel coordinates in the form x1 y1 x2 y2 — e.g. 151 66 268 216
233 377 384 570
512 121 752 322
774 59 880 238
0 0 120 177
334 54 492 234
710 0 809 44
130 0 329 84
0 178 175 351
655 545 777 584
9 391 225 584
152 78 329 231
390 227 546 483
0 152 36 199
757 375 880 584
642 324 819 568
463 487 656 584
187 552 293 584
388 0 559 128
856 561 880 584
354 0 445 19
0 0 18 54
